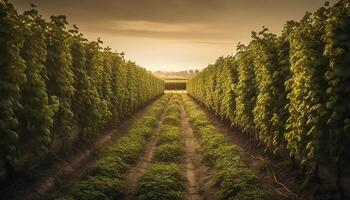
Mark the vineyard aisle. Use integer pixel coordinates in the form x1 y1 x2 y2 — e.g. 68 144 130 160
2 92 303 200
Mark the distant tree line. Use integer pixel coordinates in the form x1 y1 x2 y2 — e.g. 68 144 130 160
0 1 164 182
153 69 200 79
187 1 350 195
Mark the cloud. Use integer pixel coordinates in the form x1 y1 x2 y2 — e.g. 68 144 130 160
111 20 206 33
85 19 236 44
11 0 338 71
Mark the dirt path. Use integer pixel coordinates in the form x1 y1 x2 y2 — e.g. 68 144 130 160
179 103 217 200
122 107 168 200
0 98 159 200
188 97 304 200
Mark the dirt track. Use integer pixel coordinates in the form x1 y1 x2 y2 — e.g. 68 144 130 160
179 103 217 200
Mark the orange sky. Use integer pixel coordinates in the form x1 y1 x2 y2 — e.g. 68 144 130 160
12 0 337 71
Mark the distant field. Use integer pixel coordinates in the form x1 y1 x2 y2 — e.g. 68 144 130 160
164 79 187 83
164 79 187 90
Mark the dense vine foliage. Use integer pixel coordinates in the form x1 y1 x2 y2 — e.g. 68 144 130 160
286 8 330 169
0 1 26 178
45 15 75 148
250 28 288 153
0 1 164 182
186 57 236 122
322 0 350 191
187 0 350 191
19 7 57 159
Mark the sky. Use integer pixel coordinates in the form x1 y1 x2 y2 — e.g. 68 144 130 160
11 0 337 71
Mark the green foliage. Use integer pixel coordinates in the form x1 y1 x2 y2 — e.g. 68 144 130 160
187 52 257 132
88 155 128 179
157 125 181 145
0 1 26 176
187 1 350 176
250 28 290 154
67 176 124 200
70 30 96 141
0 1 164 181
18 7 57 158
285 7 330 165
162 114 180 126
45 15 75 146
322 0 350 162
70 37 110 141
101 47 116 125
136 163 186 200
154 143 184 162
234 45 257 133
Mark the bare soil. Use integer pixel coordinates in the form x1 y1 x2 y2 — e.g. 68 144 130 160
122 107 168 200
179 103 217 200
0 99 159 200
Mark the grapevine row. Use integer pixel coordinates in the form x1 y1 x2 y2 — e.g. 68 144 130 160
0 1 164 182
187 0 350 190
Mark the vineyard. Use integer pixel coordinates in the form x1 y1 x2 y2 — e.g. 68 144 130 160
188 0 350 198
0 1 163 185
1 0 350 200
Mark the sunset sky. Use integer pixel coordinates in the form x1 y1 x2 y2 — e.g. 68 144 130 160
12 0 337 71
